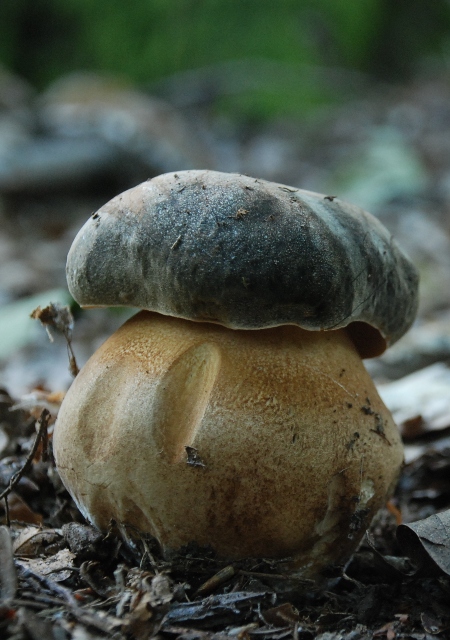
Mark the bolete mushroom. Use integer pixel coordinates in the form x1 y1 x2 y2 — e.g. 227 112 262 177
54 170 418 576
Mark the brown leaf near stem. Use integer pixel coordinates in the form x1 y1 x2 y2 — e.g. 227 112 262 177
3 493 43 526
0 409 50 526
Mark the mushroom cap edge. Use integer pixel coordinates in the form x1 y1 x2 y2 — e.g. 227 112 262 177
66 170 419 358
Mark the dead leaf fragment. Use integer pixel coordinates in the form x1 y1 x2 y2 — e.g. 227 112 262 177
30 302 74 341
31 302 79 376
421 611 445 635
378 363 450 438
11 388 65 420
16 547 75 582
13 526 62 556
185 446 206 468
148 573 173 607
263 602 300 626
4 492 43 525
397 509 450 576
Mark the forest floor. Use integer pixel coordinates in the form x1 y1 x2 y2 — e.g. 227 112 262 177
1 65 450 639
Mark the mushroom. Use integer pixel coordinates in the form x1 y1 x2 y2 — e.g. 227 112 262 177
54 170 418 576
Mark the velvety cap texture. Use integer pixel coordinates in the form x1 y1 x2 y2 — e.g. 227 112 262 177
67 170 419 352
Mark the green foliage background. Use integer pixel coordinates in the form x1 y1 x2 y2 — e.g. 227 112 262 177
2 0 450 117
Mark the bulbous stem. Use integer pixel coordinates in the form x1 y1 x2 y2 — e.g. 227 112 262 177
54 310 403 576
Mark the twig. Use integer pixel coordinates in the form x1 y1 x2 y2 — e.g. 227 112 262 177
0 409 50 506
238 570 289 580
17 562 79 609
17 562 119 634
41 416 49 463
67 342 80 377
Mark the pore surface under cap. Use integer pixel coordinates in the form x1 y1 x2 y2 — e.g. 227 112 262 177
66 170 418 349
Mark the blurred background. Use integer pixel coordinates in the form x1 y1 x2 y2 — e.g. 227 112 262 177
1 0 450 399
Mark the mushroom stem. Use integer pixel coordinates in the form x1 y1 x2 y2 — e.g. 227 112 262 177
54 310 403 575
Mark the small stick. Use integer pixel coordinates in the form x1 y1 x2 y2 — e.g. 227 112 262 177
238 569 288 580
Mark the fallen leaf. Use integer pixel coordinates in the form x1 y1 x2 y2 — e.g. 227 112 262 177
17 548 75 582
421 611 445 635
263 603 300 626
11 388 65 420
397 510 450 576
378 363 450 438
13 526 62 556
5 493 43 525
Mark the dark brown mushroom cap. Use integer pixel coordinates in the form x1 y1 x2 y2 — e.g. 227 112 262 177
66 170 419 358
